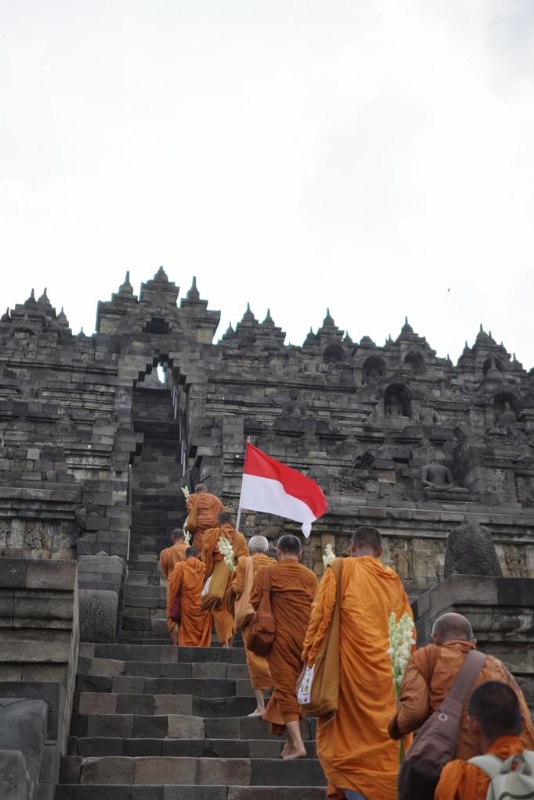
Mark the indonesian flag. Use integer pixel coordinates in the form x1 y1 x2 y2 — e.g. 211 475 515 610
238 443 328 537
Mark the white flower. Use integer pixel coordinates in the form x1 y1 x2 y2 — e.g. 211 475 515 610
218 536 235 573
322 542 336 569
388 611 416 696
181 486 190 500
183 530 191 546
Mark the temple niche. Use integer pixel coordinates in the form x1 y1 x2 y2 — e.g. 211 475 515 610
0 271 533 597
384 383 411 417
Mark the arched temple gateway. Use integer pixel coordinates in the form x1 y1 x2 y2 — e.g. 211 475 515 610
1 268 533 798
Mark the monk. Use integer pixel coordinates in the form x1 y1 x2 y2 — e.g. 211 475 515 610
434 681 531 800
227 534 276 717
388 612 534 760
302 526 412 800
186 483 225 552
166 546 212 647
201 511 249 648
160 528 189 644
250 534 318 760
159 527 188 581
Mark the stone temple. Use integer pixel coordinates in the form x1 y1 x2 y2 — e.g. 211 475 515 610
1 268 533 799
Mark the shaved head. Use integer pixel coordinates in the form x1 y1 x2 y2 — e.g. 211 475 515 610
249 535 269 554
351 526 382 557
431 612 474 644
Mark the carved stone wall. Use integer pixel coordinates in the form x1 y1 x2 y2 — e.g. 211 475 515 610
1 272 533 595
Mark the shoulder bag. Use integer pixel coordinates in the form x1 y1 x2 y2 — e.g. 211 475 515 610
398 648 487 800
246 566 275 657
297 557 343 720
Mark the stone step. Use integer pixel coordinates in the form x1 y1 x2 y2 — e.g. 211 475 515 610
121 616 169 634
125 572 165 586
69 714 315 743
55 784 327 799
124 584 166 599
67 737 317 759
59 755 326 787
82 644 246 664
77 658 249 681
75 683 255 714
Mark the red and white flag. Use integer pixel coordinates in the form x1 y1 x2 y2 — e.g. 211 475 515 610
238 443 327 537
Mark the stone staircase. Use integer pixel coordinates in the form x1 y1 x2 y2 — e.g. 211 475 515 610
55 552 328 798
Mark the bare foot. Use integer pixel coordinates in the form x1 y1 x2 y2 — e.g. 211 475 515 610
247 708 265 717
282 747 307 760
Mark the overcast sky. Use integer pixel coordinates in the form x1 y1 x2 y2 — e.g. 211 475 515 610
1 0 533 369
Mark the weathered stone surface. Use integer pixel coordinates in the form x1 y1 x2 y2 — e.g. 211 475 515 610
166 715 205 739
0 749 32 800
0 698 48 781
78 590 117 643
133 756 198 784
444 519 503 577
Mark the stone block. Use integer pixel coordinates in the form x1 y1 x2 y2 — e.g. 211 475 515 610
0 749 32 800
133 756 198 784
153 695 193 716
163 788 226 800
123 739 162 757
111 676 146 694
0 698 48 781
166 714 205 739
86 714 134 738
0 560 29 588
204 717 242 739
26 560 77 590
38 741 60 785
116 694 154 715
87 658 124 677
80 756 134 784
133 715 167 738
198 756 251 785
78 590 118 643
78 692 117 715
0 641 71 663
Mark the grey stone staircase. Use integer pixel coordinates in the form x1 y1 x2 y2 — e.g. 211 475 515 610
55 556 327 799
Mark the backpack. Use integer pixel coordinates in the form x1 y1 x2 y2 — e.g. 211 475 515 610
397 649 487 800
468 751 534 800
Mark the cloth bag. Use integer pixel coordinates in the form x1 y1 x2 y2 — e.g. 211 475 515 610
397 649 487 800
233 556 255 630
246 566 275 657
200 560 230 611
185 498 198 534
297 557 343 719
169 592 181 624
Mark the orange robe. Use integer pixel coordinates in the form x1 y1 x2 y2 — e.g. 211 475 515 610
159 541 188 580
388 640 534 760
229 552 276 690
251 560 318 733
166 557 212 647
186 491 225 552
161 542 189 635
201 524 249 646
434 735 527 800
302 556 412 800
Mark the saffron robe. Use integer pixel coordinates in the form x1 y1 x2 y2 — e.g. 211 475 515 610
388 640 534 759
201 524 249 645
229 552 276 690
251 560 318 731
302 556 412 800
159 541 188 580
186 491 225 552
161 541 188 635
166 557 212 647
434 735 527 800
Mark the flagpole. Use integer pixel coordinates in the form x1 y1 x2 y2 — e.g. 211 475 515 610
236 436 250 532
